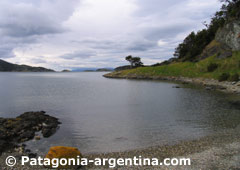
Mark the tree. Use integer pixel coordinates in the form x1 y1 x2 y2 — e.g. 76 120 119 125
125 55 133 67
125 55 143 67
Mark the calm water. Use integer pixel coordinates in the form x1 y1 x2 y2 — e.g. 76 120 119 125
0 72 240 154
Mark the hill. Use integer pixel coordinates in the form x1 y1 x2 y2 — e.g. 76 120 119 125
96 68 113 72
104 0 240 82
0 59 54 72
104 51 240 79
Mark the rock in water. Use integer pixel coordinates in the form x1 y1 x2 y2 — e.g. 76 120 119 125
34 136 41 140
0 111 61 153
45 146 83 169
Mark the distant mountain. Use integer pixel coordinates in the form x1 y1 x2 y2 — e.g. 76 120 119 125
72 68 97 72
0 59 54 72
72 67 113 72
61 69 71 72
96 68 113 72
114 65 133 71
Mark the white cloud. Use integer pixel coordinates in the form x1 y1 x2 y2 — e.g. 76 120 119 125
157 40 168 47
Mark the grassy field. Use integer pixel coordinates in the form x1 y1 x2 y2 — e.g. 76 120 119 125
107 51 240 80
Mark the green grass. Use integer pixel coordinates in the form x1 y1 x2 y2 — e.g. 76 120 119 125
111 51 240 80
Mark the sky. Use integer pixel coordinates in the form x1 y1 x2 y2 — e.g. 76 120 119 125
0 0 222 71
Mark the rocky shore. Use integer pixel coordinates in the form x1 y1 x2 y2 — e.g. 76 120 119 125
0 112 239 169
104 73 240 94
87 126 240 169
0 111 61 156
3 126 239 169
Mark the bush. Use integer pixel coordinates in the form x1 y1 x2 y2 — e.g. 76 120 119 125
207 63 218 72
218 73 230 82
229 73 239 82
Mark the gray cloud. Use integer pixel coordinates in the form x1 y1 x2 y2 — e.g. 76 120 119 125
0 0 77 62
59 50 96 60
30 58 47 64
143 22 194 40
126 40 157 52
0 1 68 38
0 0 221 70
0 47 15 59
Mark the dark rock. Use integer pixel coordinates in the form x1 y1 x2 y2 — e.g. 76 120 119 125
0 139 6 150
25 149 31 153
0 111 60 154
173 86 181 88
42 128 57 138
20 131 35 140
205 86 213 90
229 101 240 109
28 153 37 158
15 155 22 161
0 118 6 124
20 144 27 147
217 51 232 59
198 40 232 61
0 129 7 139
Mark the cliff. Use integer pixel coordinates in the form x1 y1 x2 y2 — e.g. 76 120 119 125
216 20 240 51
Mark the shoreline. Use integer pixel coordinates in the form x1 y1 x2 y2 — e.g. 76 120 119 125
85 126 240 169
104 73 240 94
2 126 240 169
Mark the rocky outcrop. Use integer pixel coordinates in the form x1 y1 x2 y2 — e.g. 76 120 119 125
216 20 240 51
198 40 232 60
45 146 83 169
199 20 240 60
0 111 61 153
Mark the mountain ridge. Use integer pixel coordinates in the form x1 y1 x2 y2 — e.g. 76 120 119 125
0 59 54 72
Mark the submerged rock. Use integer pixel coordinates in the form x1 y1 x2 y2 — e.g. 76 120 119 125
0 111 61 154
173 86 181 88
229 101 240 110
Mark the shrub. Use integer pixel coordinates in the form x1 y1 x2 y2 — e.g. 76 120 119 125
229 73 239 82
207 63 218 72
218 73 230 82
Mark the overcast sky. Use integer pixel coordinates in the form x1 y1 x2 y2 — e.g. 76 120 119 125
0 0 221 70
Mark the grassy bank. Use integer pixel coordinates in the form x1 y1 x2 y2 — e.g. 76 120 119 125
105 51 240 80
